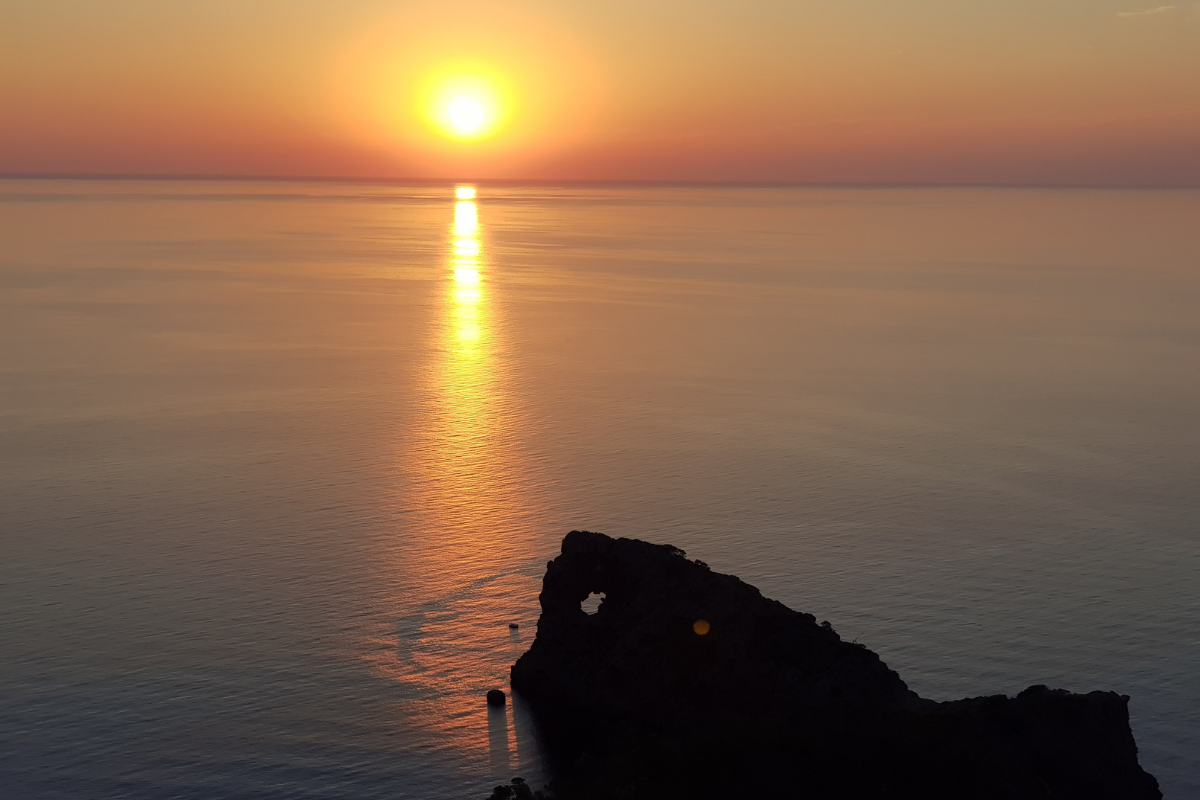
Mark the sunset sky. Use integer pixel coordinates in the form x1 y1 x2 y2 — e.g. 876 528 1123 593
2 0 1198 184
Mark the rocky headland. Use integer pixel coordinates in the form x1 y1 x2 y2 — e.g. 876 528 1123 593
507 531 1161 799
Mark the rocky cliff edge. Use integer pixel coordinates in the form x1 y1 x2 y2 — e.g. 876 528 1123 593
510 531 1161 800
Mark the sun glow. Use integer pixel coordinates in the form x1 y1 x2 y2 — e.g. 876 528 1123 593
330 4 604 174
428 75 504 140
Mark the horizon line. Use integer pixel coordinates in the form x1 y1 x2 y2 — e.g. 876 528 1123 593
1 172 1197 192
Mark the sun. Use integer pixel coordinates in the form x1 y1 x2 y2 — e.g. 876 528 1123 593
448 97 485 133
425 72 506 141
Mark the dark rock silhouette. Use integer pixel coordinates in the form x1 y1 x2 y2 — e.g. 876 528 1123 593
487 777 545 800
510 531 1160 799
487 689 507 707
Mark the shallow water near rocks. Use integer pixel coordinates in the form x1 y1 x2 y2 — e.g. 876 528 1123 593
1 180 1197 797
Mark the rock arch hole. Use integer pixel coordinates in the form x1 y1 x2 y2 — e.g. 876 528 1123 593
581 592 605 615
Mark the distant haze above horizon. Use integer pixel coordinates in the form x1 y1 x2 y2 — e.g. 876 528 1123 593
3 0 1198 185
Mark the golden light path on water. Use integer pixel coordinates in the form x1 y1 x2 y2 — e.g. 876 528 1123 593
369 187 546 786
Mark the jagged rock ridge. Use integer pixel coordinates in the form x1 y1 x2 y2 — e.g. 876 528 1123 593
510 531 1160 799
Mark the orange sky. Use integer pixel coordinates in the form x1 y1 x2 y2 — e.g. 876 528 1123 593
2 0 1198 184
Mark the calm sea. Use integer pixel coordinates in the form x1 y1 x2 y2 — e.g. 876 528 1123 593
1 180 1197 798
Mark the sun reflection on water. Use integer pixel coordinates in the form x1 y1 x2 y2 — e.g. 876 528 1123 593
369 186 546 784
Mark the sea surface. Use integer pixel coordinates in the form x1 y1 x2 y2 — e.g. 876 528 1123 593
1 180 1197 798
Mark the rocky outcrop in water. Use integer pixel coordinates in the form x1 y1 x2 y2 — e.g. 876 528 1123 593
510 531 1160 799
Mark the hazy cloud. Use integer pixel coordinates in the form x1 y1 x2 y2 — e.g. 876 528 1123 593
1116 5 1175 16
